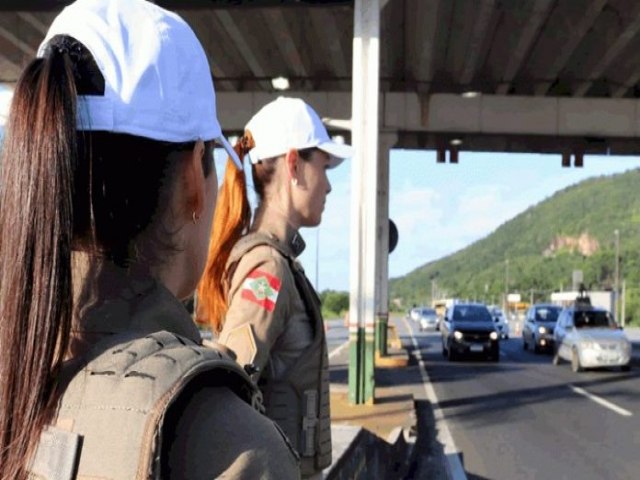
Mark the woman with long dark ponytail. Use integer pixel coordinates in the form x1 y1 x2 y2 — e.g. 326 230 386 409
0 1 299 479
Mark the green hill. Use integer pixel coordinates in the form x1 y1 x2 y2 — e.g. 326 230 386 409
389 168 640 325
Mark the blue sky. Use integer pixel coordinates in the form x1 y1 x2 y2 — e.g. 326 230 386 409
214 150 640 293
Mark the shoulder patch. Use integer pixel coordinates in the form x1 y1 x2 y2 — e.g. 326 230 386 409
241 269 282 312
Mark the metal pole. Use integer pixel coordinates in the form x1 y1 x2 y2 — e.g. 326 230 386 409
621 280 626 328
504 259 509 314
614 229 620 322
348 0 380 405
315 227 320 291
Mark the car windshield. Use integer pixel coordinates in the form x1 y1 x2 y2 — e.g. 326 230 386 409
452 306 492 322
573 310 612 328
421 308 436 316
535 307 560 322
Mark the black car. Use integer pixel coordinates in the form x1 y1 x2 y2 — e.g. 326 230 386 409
522 304 562 354
441 303 500 361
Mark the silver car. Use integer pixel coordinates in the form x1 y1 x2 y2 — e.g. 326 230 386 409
418 307 438 331
553 305 631 372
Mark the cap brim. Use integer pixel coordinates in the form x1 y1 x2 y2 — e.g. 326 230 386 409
317 141 353 168
217 135 243 170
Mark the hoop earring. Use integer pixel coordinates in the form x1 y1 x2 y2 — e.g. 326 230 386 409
192 211 200 224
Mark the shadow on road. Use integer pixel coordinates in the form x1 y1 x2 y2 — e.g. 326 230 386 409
434 369 639 427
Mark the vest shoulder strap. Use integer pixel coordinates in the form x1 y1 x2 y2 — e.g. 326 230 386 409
30 330 261 480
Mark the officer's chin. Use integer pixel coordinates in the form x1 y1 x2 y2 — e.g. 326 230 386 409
303 213 322 228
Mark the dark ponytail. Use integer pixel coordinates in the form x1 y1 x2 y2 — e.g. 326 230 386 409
0 48 77 479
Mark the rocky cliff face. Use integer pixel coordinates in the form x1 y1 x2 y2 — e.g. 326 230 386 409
543 233 600 257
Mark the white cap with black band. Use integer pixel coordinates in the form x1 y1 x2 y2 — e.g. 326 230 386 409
37 0 242 170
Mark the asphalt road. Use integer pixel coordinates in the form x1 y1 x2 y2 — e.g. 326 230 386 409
399 318 640 480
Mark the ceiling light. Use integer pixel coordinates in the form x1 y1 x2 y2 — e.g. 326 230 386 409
461 91 480 98
271 76 290 91
450 138 463 146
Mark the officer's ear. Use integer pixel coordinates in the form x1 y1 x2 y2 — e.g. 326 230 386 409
183 139 206 222
284 148 299 183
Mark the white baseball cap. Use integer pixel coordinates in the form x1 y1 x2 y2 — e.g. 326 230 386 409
245 96 353 168
37 0 242 169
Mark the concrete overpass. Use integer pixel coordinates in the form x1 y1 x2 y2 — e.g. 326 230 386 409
2 0 640 404
3 1 640 154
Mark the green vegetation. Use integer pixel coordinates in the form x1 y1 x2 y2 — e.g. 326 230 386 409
320 289 349 319
389 168 640 326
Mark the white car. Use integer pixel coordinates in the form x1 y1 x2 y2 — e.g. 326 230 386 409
488 306 510 339
409 307 422 322
553 305 631 372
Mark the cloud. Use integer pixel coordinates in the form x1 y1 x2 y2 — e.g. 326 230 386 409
391 187 443 236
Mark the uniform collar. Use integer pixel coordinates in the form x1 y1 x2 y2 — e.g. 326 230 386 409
74 260 202 344
256 218 307 258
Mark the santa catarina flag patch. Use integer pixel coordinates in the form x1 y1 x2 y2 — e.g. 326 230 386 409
241 269 282 312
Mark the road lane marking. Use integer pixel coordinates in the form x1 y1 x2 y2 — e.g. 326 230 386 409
570 385 633 417
401 317 468 480
329 340 349 359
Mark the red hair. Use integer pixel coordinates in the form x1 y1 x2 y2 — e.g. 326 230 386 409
197 134 254 332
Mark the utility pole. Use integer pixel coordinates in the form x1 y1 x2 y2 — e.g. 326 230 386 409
621 280 626 328
315 227 320 290
614 229 620 322
504 259 510 314
431 279 436 304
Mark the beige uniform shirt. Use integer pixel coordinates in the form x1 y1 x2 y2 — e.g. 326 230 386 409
219 227 313 382
218 227 331 478
61 264 300 480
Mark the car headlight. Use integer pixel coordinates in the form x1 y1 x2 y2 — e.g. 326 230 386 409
490 331 499 340
453 330 463 340
538 326 546 334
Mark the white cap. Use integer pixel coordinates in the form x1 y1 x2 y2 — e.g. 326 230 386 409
245 97 353 167
37 0 242 169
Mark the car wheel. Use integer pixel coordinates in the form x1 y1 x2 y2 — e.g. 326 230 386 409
489 348 500 362
621 364 631 372
523 338 528 350
571 348 582 373
504 335 509 340
447 345 457 362
533 343 540 355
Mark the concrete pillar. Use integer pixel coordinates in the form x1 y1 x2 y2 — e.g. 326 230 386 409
348 0 380 406
375 132 397 357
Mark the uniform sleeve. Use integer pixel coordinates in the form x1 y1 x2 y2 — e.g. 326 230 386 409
164 386 300 479
218 246 293 373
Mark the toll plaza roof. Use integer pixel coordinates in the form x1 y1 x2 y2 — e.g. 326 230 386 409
2 0 640 155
